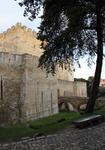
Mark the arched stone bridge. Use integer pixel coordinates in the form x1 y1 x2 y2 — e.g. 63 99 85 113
58 96 105 112
58 96 88 111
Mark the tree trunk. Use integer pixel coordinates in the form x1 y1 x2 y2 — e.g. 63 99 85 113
86 7 103 113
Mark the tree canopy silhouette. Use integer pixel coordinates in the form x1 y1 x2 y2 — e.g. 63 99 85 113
16 0 105 113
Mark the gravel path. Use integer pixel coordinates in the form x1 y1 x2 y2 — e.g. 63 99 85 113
0 122 105 150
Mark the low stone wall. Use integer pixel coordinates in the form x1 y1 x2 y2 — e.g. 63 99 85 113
96 96 105 108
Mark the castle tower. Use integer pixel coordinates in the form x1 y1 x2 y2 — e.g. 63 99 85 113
0 23 74 81
0 23 43 57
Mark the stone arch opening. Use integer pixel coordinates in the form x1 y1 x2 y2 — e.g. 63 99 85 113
58 99 75 112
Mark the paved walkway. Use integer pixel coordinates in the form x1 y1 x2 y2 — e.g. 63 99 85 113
0 122 105 150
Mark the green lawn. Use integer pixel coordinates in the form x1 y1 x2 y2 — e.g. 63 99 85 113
0 108 105 139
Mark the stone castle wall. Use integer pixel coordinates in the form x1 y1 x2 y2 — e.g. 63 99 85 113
58 79 87 98
0 23 88 125
0 52 58 125
21 54 58 122
0 52 25 125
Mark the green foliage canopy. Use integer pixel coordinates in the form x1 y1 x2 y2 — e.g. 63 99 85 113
74 78 88 82
88 76 94 81
16 0 105 73
38 0 103 73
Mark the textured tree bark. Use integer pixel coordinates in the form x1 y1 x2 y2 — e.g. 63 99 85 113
86 7 103 113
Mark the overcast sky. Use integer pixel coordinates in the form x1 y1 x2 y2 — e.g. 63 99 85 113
0 0 105 80
0 0 41 33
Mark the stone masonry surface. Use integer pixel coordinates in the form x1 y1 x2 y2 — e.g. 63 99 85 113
0 53 58 125
1 122 105 150
0 23 88 125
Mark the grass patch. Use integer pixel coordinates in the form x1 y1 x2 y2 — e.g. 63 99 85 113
0 124 34 139
0 108 105 139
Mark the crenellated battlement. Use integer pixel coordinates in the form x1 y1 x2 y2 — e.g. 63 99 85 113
0 23 37 39
0 23 43 57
